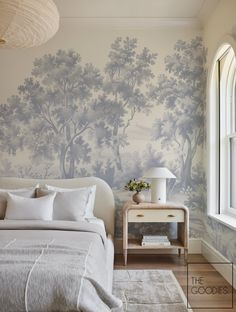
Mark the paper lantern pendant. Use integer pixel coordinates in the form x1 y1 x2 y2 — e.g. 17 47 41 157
0 0 59 48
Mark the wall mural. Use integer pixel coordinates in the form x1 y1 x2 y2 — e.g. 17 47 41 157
204 213 236 263
0 36 208 242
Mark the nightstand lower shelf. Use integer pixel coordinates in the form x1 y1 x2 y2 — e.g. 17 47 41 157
128 239 184 249
124 239 188 265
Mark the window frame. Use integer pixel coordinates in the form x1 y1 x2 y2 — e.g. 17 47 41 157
219 47 236 216
228 133 236 213
207 35 236 230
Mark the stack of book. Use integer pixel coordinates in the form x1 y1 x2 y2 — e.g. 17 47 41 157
141 235 171 246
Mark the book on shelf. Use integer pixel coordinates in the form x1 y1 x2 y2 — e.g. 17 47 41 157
143 235 168 238
141 234 171 246
141 241 171 246
142 237 169 241
142 235 169 241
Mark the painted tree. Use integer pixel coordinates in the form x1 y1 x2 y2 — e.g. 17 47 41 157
97 37 157 171
151 37 207 187
0 96 25 156
1 50 103 178
0 39 158 180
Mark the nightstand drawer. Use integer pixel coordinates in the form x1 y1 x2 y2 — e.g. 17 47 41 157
128 209 184 222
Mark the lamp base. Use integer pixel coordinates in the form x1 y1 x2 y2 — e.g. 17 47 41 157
151 178 166 203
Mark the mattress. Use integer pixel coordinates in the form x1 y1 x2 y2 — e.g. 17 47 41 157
86 218 113 291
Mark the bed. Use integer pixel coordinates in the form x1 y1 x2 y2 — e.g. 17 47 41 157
0 177 122 312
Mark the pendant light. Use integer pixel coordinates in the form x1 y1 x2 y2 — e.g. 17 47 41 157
0 0 59 48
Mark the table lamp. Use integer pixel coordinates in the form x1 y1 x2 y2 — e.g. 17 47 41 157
143 167 176 203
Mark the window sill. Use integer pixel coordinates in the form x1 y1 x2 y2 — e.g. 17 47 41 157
209 213 236 231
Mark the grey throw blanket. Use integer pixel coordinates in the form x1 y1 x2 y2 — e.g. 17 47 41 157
0 221 122 312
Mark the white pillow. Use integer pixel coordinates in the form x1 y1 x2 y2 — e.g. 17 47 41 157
54 189 91 220
5 192 56 221
43 184 96 218
0 187 37 219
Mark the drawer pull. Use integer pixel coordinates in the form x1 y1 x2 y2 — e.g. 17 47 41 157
136 214 144 217
168 214 175 217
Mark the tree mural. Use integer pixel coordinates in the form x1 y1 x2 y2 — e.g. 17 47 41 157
0 38 158 180
27 50 103 178
150 37 207 188
1 50 103 178
97 37 157 171
0 36 210 240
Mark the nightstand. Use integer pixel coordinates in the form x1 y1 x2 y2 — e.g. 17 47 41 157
123 201 189 265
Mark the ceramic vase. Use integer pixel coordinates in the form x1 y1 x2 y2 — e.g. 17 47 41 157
132 192 145 204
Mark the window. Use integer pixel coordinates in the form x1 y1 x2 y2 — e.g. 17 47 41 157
218 47 236 216
208 39 236 228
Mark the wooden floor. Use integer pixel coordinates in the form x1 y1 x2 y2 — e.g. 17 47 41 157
115 254 236 312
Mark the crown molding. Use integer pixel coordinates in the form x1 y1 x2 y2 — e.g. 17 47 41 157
60 17 202 29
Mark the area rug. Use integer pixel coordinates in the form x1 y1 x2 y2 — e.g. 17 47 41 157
113 270 189 312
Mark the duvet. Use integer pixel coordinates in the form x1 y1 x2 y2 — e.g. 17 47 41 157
0 220 122 312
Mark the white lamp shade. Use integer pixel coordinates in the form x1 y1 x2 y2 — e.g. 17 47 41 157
143 167 176 179
0 0 59 48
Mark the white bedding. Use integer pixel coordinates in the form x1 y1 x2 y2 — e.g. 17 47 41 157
0 220 121 312
86 217 106 230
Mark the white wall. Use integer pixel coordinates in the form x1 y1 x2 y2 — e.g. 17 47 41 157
204 0 236 64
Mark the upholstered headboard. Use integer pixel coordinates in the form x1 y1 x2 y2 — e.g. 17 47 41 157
0 177 115 236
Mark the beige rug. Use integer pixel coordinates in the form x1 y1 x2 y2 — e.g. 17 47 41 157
113 270 189 312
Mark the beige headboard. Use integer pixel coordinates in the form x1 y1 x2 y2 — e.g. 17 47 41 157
0 177 115 236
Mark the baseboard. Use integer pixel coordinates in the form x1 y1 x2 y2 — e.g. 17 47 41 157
201 239 236 288
114 238 201 255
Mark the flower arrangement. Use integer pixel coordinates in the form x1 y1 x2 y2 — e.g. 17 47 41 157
124 179 150 193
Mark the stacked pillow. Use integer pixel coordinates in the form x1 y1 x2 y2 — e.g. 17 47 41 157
2 184 96 222
5 192 56 221
0 187 36 219
36 185 96 221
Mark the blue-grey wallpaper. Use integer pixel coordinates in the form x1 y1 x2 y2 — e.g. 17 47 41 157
0 36 205 237
2 34 233 261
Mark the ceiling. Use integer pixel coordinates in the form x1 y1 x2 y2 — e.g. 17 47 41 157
55 0 219 23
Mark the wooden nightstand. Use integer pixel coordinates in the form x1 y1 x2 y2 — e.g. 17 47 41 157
123 201 189 265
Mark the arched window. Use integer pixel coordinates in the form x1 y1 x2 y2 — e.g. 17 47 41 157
208 38 236 227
